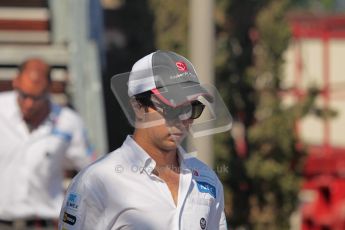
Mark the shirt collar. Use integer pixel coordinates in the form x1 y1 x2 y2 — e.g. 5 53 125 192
123 135 156 175
177 146 192 174
123 135 192 175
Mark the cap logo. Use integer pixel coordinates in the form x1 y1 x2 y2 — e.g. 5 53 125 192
176 61 188 72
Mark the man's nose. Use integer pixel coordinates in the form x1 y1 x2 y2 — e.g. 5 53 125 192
182 118 193 127
172 118 193 129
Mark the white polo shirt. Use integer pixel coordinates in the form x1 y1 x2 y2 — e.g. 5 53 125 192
0 91 97 220
59 135 227 230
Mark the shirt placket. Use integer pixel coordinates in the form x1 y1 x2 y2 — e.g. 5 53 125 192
174 165 192 230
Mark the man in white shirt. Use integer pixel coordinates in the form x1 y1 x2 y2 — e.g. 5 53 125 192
0 58 97 230
59 50 229 230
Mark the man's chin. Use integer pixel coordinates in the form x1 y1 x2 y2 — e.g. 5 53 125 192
168 134 186 145
22 112 34 123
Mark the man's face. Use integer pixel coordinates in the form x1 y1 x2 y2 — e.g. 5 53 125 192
137 95 204 151
144 106 193 151
13 61 50 122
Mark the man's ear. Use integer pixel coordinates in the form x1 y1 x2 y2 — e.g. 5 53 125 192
130 98 146 120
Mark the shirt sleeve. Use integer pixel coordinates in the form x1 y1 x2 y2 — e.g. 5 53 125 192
58 172 104 230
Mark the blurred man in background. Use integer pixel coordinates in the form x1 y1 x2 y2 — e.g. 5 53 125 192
0 58 97 230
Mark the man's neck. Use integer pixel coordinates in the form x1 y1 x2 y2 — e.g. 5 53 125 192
133 130 181 206
133 131 180 169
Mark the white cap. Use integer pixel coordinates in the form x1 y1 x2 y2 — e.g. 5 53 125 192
128 50 211 107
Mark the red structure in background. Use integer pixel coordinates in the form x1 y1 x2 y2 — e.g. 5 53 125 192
288 14 345 230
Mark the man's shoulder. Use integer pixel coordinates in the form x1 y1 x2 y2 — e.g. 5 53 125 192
0 91 17 117
54 104 82 122
0 91 16 107
71 147 128 184
0 90 15 98
51 104 85 130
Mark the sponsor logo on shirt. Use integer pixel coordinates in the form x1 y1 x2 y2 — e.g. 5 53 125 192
196 181 216 198
200 217 207 229
63 212 77 225
192 169 199 176
46 152 52 158
66 193 80 210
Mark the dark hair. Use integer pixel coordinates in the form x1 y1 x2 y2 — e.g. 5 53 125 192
134 91 154 107
18 58 52 83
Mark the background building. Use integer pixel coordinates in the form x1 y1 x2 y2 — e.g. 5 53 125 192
284 13 345 229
